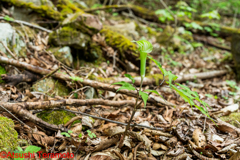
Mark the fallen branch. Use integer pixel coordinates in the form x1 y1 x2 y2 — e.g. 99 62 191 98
193 35 231 51
0 17 52 33
0 56 174 107
108 70 228 86
0 104 66 132
0 99 136 110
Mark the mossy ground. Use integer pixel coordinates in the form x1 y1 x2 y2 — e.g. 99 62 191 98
220 112 240 127
37 110 78 125
0 116 18 152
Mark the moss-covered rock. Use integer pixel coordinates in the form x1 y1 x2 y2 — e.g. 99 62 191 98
100 26 139 66
220 112 240 127
0 116 18 152
0 23 27 58
37 110 76 125
2 0 63 20
32 77 70 97
106 22 139 40
49 26 90 50
62 11 102 35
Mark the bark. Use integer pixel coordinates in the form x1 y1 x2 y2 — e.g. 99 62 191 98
0 56 174 107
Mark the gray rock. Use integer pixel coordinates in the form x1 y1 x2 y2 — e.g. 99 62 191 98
32 77 70 97
51 46 73 67
0 23 26 58
84 87 95 99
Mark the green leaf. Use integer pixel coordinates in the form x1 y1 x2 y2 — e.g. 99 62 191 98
167 71 178 86
24 145 41 153
87 130 91 133
112 81 135 92
124 74 135 84
139 91 148 107
205 94 213 98
3 15 14 21
88 134 93 138
61 132 70 137
148 56 164 75
92 133 97 138
68 130 73 133
17 146 23 152
78 133 82 138
70 76 83 82
144 89 164 99
201 10 220 20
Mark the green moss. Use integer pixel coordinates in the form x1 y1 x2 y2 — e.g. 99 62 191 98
0 66 7 83
0 116 18 152
57 0 84 16
100 26 139 65
220 112 240 127
32 78 70 97
37 110 76 125
2 0 63 20
49 26 90 49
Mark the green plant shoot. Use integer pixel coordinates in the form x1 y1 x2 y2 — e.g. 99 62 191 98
132 40 153 78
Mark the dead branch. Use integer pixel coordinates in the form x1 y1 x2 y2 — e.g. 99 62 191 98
193 35 231 51
0 16 53 33
0 99 136 110
1 70 41 86
0 56 174 107
109 70 228 86
0 104 66 132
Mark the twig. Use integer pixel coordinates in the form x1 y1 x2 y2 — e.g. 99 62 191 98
0 17 52 33
62 109 164 131
37 65 62 83
0 41 17 60
0 104 31 129
85 68 95 79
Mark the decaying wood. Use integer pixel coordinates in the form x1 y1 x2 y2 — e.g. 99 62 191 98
0 56 174 107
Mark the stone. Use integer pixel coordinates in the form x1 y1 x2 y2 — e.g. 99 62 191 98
0 23 26 58
32 77 70 97
62 12 102 35
51 46 73 67
49 26 90 50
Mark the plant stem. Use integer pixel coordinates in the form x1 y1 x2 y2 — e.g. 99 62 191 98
118 77 144 148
